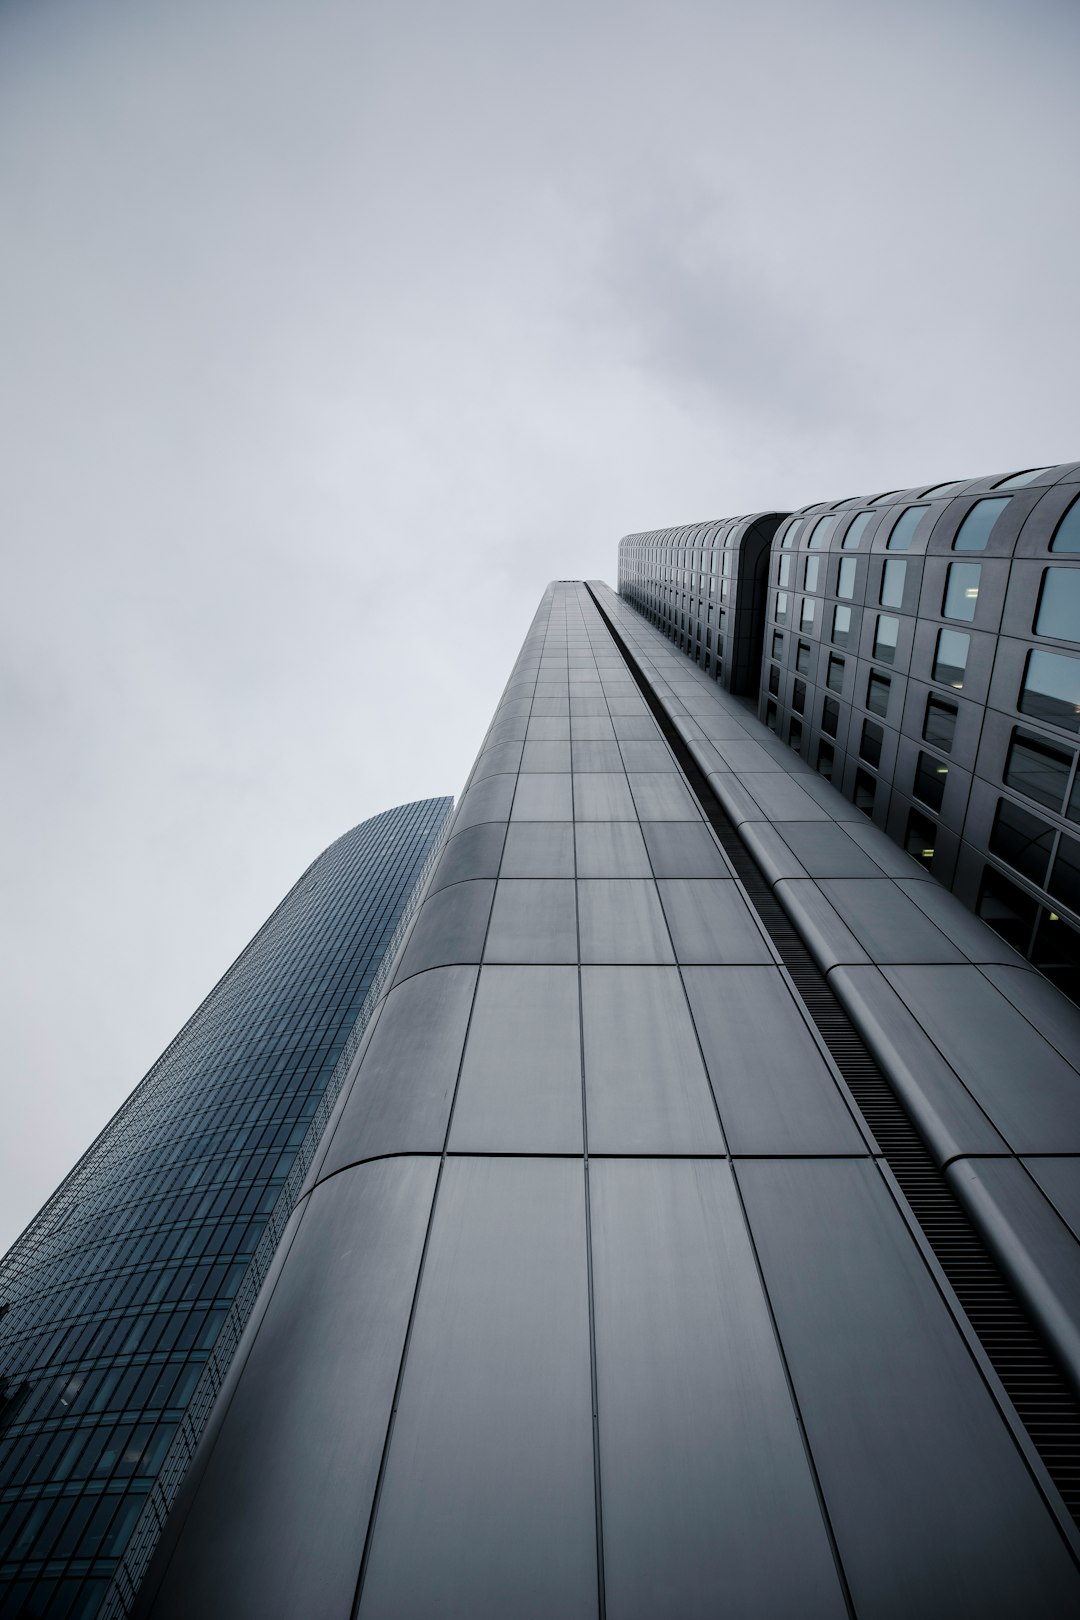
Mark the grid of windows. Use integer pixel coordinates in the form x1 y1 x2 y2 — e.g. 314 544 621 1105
0 799 452 1619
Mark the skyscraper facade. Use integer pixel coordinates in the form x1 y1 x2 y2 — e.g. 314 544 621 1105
619 460 1080 999
131 579 1080 1618
0 798 452 1620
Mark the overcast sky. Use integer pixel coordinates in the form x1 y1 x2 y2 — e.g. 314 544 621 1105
1 0 1078 1249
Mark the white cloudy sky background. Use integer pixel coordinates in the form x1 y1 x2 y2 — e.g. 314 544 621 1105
1 0 1078 1246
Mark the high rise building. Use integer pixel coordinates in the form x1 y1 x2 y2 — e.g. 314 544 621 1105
620 460 1080 999
128 574 1080 1619
0 798 452 1620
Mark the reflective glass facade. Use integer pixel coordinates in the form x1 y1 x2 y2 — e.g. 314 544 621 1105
0 797 451 1619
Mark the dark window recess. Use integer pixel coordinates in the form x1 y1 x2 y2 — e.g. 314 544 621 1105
1004 729 1073 814
826 654 845 693
1032 910 1080 1006
816 739 835 780
854 768 876 815
977 866 1038 952
905 809 938 871
1019 649 1080 734
866 672 891 717
789 716 804 756
768 664 780 696
914 751 948 812
796 641 811 675
1049 834 1080 916
1070 773 1080 828
990 799 1055 887
771 631 784 660
821 697 840 738
792 679 807 715
860 720 884 768
765 699 778 733
924 694 958 752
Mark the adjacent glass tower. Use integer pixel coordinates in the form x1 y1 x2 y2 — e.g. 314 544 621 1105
0 798 452 1620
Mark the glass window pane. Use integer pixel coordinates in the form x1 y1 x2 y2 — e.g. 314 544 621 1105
795 641 811 675
771 631 784 659
841 512 872 549
1004 729 1072 813
792 679 806 715
942 562 981 622
995 468 1048 490
976 866 1038 951
775 591 788 627
803 556 820 591
854 769 876 814
914 751 948 811
885 505 927 550
933 628 970 688
800 597 815 633
880 559 906 608
816 739 835 779
1051 495 1080 553
923 694 958 751
873 614 899 663
837 556 857 599
1035 567 1080 640
905 809 937 871
778 555 792 587
1032 911 1080 1005
990 799 1054 885
821 697 840 736
953 497 1009 551
781 518 804 548
1049 834 1080 915
807 515 837 548
832 604 851 647
859 720 883 768
826 654 845 692
1019 648 1080 733
866 672 891 717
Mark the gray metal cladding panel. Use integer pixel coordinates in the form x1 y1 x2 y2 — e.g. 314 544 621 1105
427 822 506 893
574 821 653 878
946 1156 1080 1395
572 770 638 820
738 1157 1080 1617
520 739 572 773
617 740 678 772
525 714 572 741
577 878 675 964
657 877 774 964
884 964 1080 1151
979 964 1080 1070
816 879 966 964
571 738 625 772
581 966 724 1154
777 822 889 879
640 820 732 877
453 773 516 832
1025 1156 1080 1244
449 966 583 1153
511 772 574 821
569 714 617 740
611 714 661 740
498 820 575 877
774 879 870 970
319 966 478 1175
894 878 1031 966
738 772 832 822
143 1158 438 1620
472 739 524 781
683 967 867 1155
589 1158 846 1620
484 877 578 963
626 771 701 821
394 879 495 981
711 739 787 773
357 1158 597 1620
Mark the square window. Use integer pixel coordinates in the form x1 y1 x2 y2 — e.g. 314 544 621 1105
816 738 835 780
905 809 937 871
1035 567 1080 641
954 496 1009 550
796 640 811 675
803 556 821 592
990 798 1054 886
1020 648 1080 733
1004 729 1073 814
874 614 900 664
866 671 891 717
860 719 883 768
880 559 907 608
821 696 840 737
923 694 958 751
832 604 852 648
826 653 845 692
792 679 806 715
913 750 948 812
933 627 970 688
837 556 857 599
854 768 876 815
939 560 981 623
976 866 1037 952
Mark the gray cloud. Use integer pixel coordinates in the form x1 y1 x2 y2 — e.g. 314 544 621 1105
1 0 1078 1247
